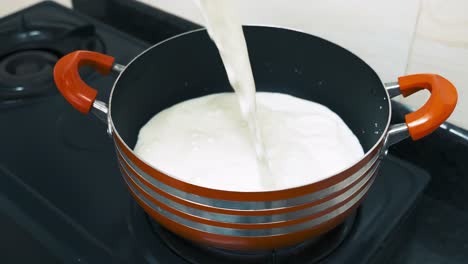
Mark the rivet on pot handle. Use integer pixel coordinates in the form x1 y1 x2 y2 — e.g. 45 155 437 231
54 50 125 134
385 74 458 146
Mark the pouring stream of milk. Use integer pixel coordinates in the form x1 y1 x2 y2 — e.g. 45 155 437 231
195 0 274 188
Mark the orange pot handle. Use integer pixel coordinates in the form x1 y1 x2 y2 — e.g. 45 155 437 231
398 74 458 140
53 50 115 113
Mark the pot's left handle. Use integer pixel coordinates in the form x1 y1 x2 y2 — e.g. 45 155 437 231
53 50 125 127
54 50 113 113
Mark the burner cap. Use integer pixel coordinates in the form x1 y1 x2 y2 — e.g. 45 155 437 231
0 50 58 97
1 50 58 78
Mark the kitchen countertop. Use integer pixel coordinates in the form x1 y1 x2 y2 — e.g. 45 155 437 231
389 104 468 263
396 196 468 263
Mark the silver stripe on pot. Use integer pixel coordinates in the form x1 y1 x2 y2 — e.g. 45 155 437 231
121 157 379 224
124 173 375 237
115 142 381 210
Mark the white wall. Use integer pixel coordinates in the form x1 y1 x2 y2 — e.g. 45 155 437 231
1 0 466 128
0 0 71 15
404 0 468 128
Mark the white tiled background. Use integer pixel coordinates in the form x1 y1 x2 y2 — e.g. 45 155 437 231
1 0 467 129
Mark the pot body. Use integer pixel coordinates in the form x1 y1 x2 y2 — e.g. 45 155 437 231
53 26 457 251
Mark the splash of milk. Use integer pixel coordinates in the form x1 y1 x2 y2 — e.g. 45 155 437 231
195 0 274 189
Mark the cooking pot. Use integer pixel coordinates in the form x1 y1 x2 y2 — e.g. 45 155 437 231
53 26 457 251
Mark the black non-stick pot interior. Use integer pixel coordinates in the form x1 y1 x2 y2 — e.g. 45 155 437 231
111 26 389 153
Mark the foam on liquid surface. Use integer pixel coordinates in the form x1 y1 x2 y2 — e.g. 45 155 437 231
134 92 364 191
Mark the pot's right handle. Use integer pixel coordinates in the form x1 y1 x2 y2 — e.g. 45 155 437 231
385 74 458 146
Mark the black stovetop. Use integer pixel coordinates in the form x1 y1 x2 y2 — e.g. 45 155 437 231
2 1 467 263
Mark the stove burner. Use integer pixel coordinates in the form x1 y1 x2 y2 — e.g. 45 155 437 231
148 212 357 264
0 15 105 100
0 50 57 84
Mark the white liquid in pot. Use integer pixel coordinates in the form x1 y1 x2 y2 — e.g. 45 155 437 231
134 0 364 191
134 92 364 191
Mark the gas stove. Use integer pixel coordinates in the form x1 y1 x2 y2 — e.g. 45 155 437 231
0 11 105 100
0 2 430 263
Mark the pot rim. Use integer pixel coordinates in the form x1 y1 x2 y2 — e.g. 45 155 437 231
107 25 392 193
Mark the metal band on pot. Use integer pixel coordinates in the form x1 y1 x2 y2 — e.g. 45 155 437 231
120 155 379 224
125 174 374 236
115 142 381 210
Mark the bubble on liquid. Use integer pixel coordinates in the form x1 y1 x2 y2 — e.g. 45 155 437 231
379 106 383 110
374 123 378 128
361 129 366 134
374 131 379 135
